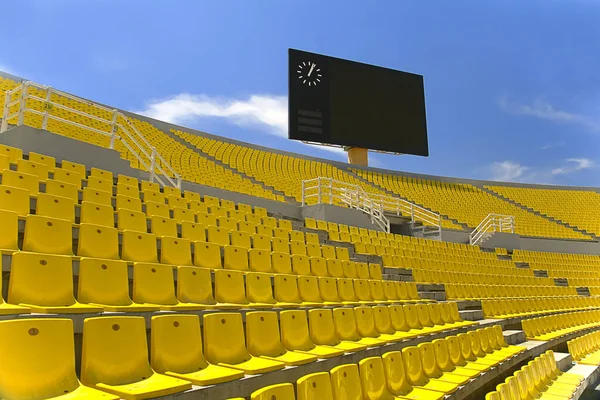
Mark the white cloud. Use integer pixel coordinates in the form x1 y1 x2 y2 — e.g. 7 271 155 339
539 141 565 151
137 93 351 159
551 158 595 175
498 96 598 131
488 158 595 183
489 161 531 182
139 93 288 137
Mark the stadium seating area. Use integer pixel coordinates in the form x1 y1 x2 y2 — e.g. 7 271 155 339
1 72 600 399
353 169 591 240
486 185 600 237
484 351 584 400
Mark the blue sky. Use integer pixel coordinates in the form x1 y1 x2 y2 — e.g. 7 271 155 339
2 0 600 186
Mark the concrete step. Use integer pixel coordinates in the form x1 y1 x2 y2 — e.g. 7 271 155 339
554 352 573 372
534 270 549 278
455 300 482 311
459 309 484 321
382 267 413 276
417 284 445 292
382 274 402 281
577 287 591 297
419 292 446 301
515 262 530 269
555 278 569 287
351 254 383 264
503 330 526 345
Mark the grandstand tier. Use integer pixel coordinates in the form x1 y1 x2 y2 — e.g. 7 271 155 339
1 72 600 399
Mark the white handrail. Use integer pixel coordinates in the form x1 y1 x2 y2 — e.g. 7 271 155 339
469 213 515 245
1 81 182 189
301 177 392 232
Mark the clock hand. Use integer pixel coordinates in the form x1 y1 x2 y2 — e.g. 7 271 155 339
308 63 315 77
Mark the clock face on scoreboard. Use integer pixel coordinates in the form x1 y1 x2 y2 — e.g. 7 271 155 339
296 61 322 86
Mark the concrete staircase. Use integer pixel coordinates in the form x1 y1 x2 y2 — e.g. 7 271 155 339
480 186 597 240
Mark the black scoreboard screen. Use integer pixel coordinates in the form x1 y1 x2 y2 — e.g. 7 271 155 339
288 49 429 156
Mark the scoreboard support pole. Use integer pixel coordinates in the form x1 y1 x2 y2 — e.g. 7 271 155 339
346 147 369 166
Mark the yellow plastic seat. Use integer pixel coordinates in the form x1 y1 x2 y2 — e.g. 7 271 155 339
117 174 138 188
297 372 334 400
310 257 327 276
343 261 358 278
307 242 322 258
298 276 325 304
23 215 73 255
150 314 244 386
305 218 317 229
337 278 364 304
167 195 187 210
80 201 115 227
121 231 158 263
321 244 336 260
433 339 480 379
61 160 86 177
181 221 206 242
81 316 192 399
203 312 285 374
83 187 113 206
354 279 376 303
445 336 490 373
142 190 168 205
46 179 78 200
0 209 19 252
248 249 272 272
293 254 312 275
2 170 39 195
331 307 384 347
272 252 293 274
55 168 84 189
78 258 158 312
274 274 318 307
88 176 113 193
133 263 204 310
145 201 170 218
17 159 49 181
373 305 417 340
231 230 251 248
465 332 504 365
246 271 294 307
382 351 445 400
0 184 30 216
77 223 119 259
252 233 271 250
8 251 102 313
151 216 178 237
308 308 367 352
194 242 222 269
356 262 371 279
251 383 296 400
173 207 195 223
116 183 139 198
330 364 364 400
223 245 249 271
90 167 113 181
197 212 217 227
160 236 193 266
176 266 228 308
116 194 142 212
319 277 345 305
117 210 147 232
272 237 290 253
208 225 231 246
401 346 459 394
485 392 500 400
291 241 307 256
306 232 320 244
355 306 401 343
359 356 402 400
0 144 22 163
280 310 345 358
0 318 118 400
246 311 317 366
215 269 268 308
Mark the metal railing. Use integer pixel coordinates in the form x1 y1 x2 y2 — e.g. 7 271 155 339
1 81 181 189
368 192 442 228
469 213 515 246
302 177 390 232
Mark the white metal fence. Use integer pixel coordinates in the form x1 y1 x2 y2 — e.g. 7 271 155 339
469 213 515 246
1 81 181 189
302 177 390 232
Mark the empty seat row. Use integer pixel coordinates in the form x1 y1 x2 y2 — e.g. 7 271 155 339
522 310 600 341
0 313 518 399
567 330 600 366
485 351 583 400
0 252 427 313
234 324 524 400
448 283 577 300
481 297 600 319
